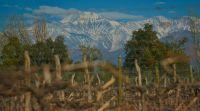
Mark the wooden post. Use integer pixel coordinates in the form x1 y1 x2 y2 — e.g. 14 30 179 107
71 73 77 87
96 73 101 85
54 55 62 81
54 55 65 101
144 76 148 85
24 92 31 111
83 53 92 102
24 51 31 111
164 74 167 88
173 64 177 83
24 51 31 85
24 51 31 71
134 59 143 111
134 59 142 87
43 65 52 85
155 65 160 87
189 65 194 83
118 56 123 103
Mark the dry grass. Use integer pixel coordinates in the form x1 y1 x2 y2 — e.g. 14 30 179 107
0 53 199 111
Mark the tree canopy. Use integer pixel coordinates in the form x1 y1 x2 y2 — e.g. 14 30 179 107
1 37 24 66
0 15 72 67
124 23 187 70
29 36 72 66
1 36 72 67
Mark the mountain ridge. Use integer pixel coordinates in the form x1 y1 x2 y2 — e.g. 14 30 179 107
29 11 199 62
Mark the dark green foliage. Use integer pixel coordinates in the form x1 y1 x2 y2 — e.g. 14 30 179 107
1 36 72 66
1 37 24 66
124 24 168 69
54 36 71 63
29 36 72 66
124 23 188 70
29 41 52 65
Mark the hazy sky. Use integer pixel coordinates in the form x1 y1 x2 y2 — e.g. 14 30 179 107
0 0 199 30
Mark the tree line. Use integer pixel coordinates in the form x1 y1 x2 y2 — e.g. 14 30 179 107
0 15 198 74
0 15 102 67
0 15 72 67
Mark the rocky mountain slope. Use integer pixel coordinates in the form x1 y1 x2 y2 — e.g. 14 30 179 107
38 11 199 62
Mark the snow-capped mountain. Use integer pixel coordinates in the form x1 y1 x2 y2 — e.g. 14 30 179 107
47 12 130 52
125 16 198 38
40 11 199 62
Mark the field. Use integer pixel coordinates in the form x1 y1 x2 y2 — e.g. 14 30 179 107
0 51 199 111
1 0 200 111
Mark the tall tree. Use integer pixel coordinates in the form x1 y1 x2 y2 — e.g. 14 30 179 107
3 15 30 44
29 36 72 65
33 17 48 42
53 36 72 64
124 24 168 69
0 32 8 53
1 37 24 66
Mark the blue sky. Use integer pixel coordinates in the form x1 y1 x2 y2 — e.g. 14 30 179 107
0 0 200 30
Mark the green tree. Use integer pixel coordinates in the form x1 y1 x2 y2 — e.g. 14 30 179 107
0 32 8 64
53 36 72 64
1 37 24 66
29 41 51 65
29 36 72 65
33 17 48 42
124 24 168 69
3 15 31 44
0 15 31 66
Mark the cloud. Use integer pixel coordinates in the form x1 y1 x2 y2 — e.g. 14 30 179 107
154 2 167 11
3 4 21 9
33 6 80 17
3 4 32 11
23 13 34 18
168 10 176 14
155 2 166 5
32 6 144 21
25 7 32 11
34 6 67 15
98 12 144 21
26 6 145 22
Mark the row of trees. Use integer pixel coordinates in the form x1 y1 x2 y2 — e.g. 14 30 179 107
0 15 72 67
0 15 197 73
1 36 72 67
0 15 102 67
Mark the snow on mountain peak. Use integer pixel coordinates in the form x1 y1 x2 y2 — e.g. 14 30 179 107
40 11 200 62
79 12 100 20
109 20 121 26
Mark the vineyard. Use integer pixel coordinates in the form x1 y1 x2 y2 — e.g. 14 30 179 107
0 51 199 111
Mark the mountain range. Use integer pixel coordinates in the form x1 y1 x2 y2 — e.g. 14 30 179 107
31 11 199 63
